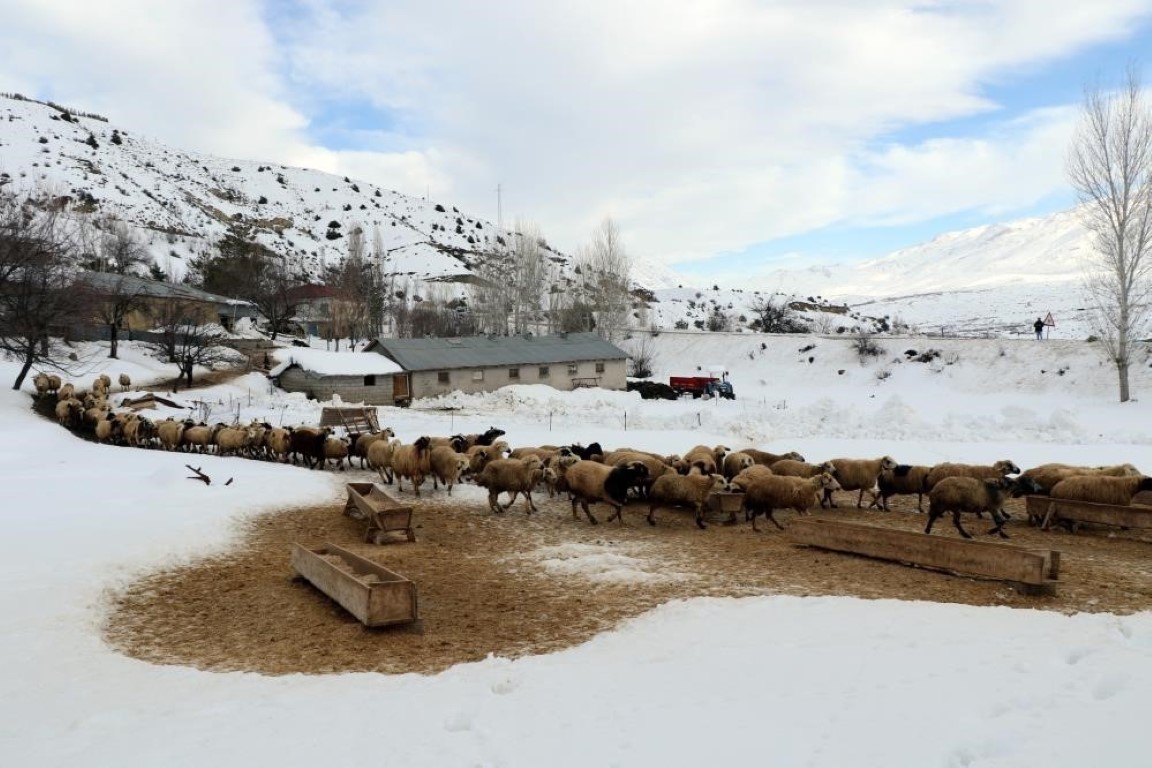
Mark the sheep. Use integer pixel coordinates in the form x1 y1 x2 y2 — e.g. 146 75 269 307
391 436 433 496
322 435 351 470
118 373 131 391
1049 475 1152 506
741 473 843 532
464 426 507 449
721 451 755 480
429 446 471 494
56 382 74 402
466 445 497 477
287 427 331 469
871 464 933 512
647 472 730 529
770 459 837 479
925 476 1025 539
181 422 220 454
742 448 805 466
368 437 400 484
46 374 61 394
351 427 396 469
54 397 82 429
924 460 1021 491
729 465 775 491
824 456 898 509
263 426 292 463
214 425 254 457
681 444 730 475
566 460 649 524
121 414 152 448
155 419 184 451
33 373 50 397
1020 463 1141 495
430 434 469 453
94 413 120 443
566 442 604 461
474 456 546 513
98 373 112 388
605 451 677 498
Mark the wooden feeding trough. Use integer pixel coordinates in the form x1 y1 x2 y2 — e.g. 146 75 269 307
1026 495 1152 534
789 518 1061 595
291 542 418 627
344 482 416 544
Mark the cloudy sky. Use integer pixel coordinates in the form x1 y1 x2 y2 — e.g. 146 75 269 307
2 1 1151 283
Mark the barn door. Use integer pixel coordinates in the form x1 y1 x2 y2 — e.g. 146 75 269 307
392 373 411 405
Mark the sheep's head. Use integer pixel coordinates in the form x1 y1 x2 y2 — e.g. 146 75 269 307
817 461 838 476
817 472 842 492
879 456 898 471
994 459 1021 476
1010 476 1044 497
783 451 805 462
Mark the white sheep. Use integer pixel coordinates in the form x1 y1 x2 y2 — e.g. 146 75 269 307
825 456 898 508
391 436 433 495
118 373 131 392
368 437 400 485
429 445 471 494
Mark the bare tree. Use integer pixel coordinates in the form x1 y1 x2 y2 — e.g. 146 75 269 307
1067 67 1152 402
580 217 632 341
748 294 807 333
508 222 548 334
143 300 232 391
0 191 90 389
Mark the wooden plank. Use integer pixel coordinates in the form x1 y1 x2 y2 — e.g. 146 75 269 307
788 519 1059 588
1025 495 1152 531
344 482 416 544
291 542 418 627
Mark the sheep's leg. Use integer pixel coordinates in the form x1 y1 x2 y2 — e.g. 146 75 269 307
582 500 600 525
952 511 973 539
925 510 939 534
915 492 923 513
765 510 784 530
694 503 707 530
987 509 1009 538
523 490 537 514
501 491 519 511
646 502 658 526
488 491 503 514
605 502 625 524
412 475 423 497
856 488 865 508
822 488 837 509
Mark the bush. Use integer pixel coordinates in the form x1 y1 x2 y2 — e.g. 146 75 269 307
852 331 884 361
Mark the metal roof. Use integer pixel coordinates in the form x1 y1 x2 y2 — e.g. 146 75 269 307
366 332 628 371
77 272 258 314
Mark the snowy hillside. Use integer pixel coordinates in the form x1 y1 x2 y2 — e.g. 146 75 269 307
0 93 572 284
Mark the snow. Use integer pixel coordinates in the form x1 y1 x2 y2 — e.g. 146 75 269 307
267 346 404 377
4 335 1152 767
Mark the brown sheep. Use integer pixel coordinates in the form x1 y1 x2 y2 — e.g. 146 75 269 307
214 425 254 457
742 448 805 466
429 446 471 494
926 476 1024 539
565 460 649 524
54 397 82 428
474 456 546 513
322 435 351 470
57 382 75 402
155 419 184 451
391 436 433 496
647 473 730 529
824 456 898 508
925 460 1021 491
721 451 755 480
351 427 396 469
33 372 50 397
770 459 837 479
118 373 131 391
1021 463 1141 495
729 465 775 491
681 444 729 475
263 427 292 463
742 473 842 532
46 374 61 394
871 464 933 512
1049 475 1152 506
181 423 221 454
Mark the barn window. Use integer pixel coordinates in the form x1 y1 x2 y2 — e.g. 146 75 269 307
363 375 376 386
437 371 450 384
567 363 579 375
508 367 520 379
472 370 484 381
538 366 550 378
595 362 605 373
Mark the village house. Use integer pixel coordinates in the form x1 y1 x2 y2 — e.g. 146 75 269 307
75 272 258 335
268 347 410 406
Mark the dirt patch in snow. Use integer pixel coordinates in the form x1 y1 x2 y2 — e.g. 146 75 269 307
104 490 1152 676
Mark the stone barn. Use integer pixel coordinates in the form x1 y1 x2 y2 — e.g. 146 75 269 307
268 347 411 406
362 332 629 399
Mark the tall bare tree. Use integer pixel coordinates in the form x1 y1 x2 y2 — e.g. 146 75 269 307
580 217 632 342
1067 67 1152 402
508 221 548 334
0 191 89 389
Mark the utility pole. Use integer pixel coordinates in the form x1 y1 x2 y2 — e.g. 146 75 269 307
496 183 503 236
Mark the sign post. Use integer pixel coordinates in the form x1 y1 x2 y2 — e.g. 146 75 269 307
1043 312 1055 339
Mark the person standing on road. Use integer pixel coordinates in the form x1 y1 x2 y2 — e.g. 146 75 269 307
1034 317 1045 340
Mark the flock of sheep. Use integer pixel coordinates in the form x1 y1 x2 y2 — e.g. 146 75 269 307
33 373 1152 539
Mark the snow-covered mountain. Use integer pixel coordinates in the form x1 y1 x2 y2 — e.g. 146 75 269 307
0 93 575 285
0 92 1106 339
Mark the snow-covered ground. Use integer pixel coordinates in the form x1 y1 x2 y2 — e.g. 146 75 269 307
2 334 1152 767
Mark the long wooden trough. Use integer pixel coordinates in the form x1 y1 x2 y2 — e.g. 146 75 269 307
291 542 419 627
788 519 1060 594
1026 495 1152 533
344 482 416 544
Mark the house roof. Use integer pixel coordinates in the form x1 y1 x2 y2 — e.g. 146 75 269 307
365 332 629 371
268 347 404 377
78 272 258 315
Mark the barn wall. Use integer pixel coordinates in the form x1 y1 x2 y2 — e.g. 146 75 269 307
277 368 403 405
409 358 627 399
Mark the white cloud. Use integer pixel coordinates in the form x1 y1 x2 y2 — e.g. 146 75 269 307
0 0 1149 265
